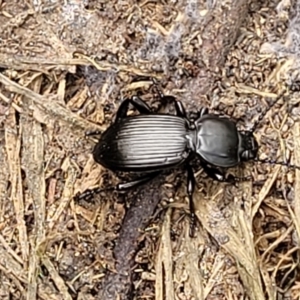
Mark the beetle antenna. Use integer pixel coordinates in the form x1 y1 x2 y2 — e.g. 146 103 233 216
151 77 165 99
250 89 287 133
254 158 300 170
74 186 115 201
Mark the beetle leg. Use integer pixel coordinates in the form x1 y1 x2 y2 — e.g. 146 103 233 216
157 95 187 118
201 163 251 183
85 130 102 136
74 186 114 201
74 171 161 201
201 163 228 181
151 79 187 117
192 107 209 121
116 171 161 190
225 174 252 182
173 98 187 118
162 96 187 117
186 164 197 237
199 107 209 117
115 96 152 121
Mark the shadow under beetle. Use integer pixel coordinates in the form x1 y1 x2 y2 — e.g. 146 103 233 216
76 83 298 237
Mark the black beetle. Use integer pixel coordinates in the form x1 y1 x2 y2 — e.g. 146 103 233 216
76 83 294 236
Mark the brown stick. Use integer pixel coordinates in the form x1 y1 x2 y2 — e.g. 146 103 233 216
97 176 164 299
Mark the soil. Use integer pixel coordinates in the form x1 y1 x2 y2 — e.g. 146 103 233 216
1 0 300 300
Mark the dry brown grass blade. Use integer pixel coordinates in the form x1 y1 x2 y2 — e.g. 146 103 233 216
155 208 175 300
155 222 164 300
41 257 72 300
5 107 29 263
184 236 205 300
251 165 281 221
0 137 9 223
48 157 77 230
169 210 206 300
27 238 38 300
204 254 224 298
0 73 104 132
235 205 269 300
234 83 278 97
57 78 66 104
232 202 271 300
172 198 207 300
122 81 153 91
194 190 265 300
0 53 70 73
20 76 46 300
293 123 300 239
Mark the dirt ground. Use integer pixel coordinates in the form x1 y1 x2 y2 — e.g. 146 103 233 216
1 0 300 299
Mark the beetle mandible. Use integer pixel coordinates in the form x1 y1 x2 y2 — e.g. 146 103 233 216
76 82 293 236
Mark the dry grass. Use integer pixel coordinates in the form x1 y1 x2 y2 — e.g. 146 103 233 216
1 0 300 299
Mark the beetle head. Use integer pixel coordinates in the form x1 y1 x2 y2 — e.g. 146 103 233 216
239 131 259 161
